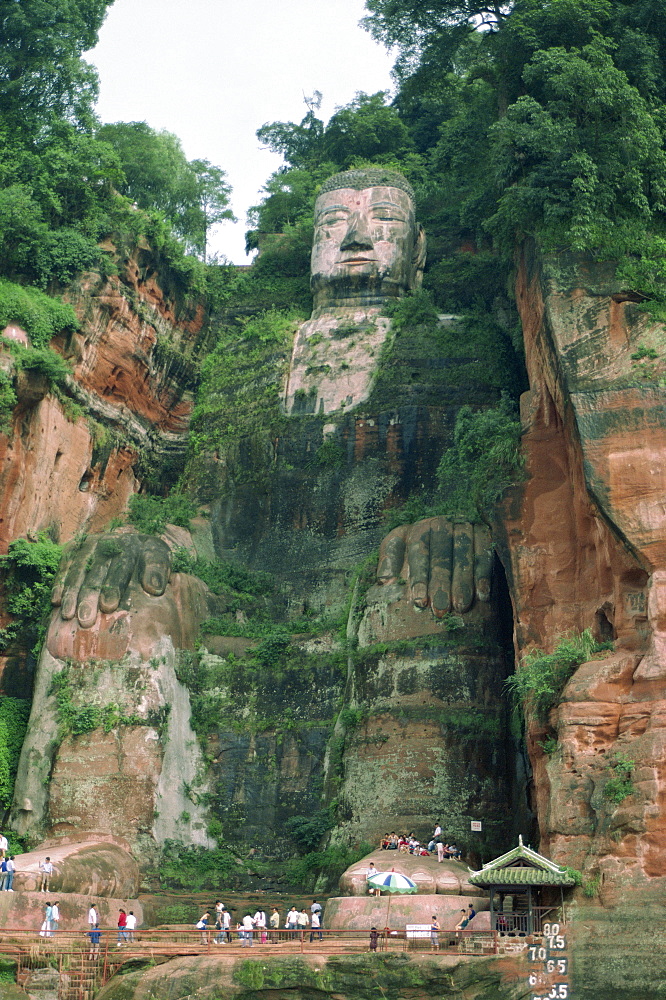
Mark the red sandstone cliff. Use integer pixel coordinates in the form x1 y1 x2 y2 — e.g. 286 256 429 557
502 242 666 895
0 248 203 554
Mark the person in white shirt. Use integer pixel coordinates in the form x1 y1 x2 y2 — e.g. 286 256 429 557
310 909 322 942
126 911 137 942
50 901 60 935
296 908 309 940
286 906 299 938
88 903 99 928
0 833 8 859
254 908 267 943
223 907 232 943
39 857 54 892
241 912 255 947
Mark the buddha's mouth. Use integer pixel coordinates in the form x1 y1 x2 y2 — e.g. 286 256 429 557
338 256 376 265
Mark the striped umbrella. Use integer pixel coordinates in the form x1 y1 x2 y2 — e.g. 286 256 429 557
367 870 417 894
366 869 417 929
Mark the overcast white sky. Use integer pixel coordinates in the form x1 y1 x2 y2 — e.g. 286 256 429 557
87 0 395 263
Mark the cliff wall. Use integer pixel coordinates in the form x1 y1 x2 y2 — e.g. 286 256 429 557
496 243 666 995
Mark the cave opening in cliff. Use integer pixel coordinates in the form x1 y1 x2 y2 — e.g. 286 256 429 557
595 605 615 642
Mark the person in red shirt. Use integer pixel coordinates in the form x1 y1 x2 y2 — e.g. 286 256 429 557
117 909 128 946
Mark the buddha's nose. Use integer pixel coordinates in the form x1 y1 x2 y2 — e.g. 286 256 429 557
340 212 374 252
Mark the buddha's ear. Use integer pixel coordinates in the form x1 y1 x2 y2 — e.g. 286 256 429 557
411 224 427 288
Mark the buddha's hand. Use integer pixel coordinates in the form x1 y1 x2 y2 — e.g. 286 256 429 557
376 517 492 615
52 531 171 629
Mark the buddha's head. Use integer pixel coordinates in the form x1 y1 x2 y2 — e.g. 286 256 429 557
310 168 426 309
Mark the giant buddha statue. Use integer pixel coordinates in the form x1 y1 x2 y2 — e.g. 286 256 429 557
285 168 426 414
10 168 525 864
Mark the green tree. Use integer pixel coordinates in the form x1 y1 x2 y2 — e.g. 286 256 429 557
321 91 414 168
488 39 666 253
256 110 325 170
97 121 196 221
187 159 234 262
97 123 233 258
362 0 512 49
0 0 113 130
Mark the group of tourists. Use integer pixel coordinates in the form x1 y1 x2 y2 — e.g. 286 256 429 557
379 824 462 862
85 903 137 956
39 900 60 937
196 899 324 946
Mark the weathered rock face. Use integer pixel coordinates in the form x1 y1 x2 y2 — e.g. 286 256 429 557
0 386 136 555
200 367 525 855
325 895 489 930
12 839 139 897
94 953 529 1000
0 250 204 699
501 244 666 892
0 887 142 932
11 542 216 860
0 240 218 858
0 251 201 561
63 254 202 436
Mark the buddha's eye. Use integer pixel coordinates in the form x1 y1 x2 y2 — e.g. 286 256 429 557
319 211 348 226
372 212 407 223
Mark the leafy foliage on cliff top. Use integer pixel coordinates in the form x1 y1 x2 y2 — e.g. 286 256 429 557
0 281 78 348
0 0 232 319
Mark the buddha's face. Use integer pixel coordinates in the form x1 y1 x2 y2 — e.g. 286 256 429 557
310 184 424 306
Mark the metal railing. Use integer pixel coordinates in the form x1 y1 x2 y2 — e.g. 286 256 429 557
492 906 557 935
0 927 500 999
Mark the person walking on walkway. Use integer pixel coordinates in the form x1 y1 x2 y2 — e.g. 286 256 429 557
117 908 128 946
39 901 53 938
286 906 298 939
254 907 267 943
196 911 209 945
88 924 101 960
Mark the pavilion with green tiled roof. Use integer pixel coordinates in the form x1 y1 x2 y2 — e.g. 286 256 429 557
469 836 577 935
